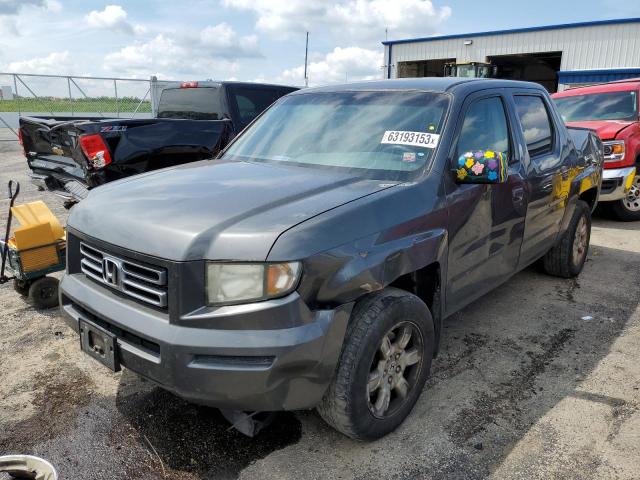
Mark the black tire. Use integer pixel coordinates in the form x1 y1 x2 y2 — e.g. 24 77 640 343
542 200 591 278
28 276 59 309
13 279 31 296
317 287 434 440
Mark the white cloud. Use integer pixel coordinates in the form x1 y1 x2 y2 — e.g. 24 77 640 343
223 0 450 41
200 23 236 47
199 22 259 56
85 4 134 34
133 23 147 35
102 21 261 78
0 0 61 34
7 50 74 74
0 0 46 15
46 0 62 13
280 46 382 85
0 15 17 35
103 33 242 79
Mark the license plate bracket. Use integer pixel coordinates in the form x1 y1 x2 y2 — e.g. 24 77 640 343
79 318 120 372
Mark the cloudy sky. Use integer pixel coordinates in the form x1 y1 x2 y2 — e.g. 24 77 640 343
0 0 639 87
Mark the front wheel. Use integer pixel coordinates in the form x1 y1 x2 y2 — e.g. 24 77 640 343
542 200 591 278
317 288 434 440
608 173 640 221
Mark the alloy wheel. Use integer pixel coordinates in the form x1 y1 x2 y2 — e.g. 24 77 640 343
367 321 424 419
622 175 640 212
572 215 588 266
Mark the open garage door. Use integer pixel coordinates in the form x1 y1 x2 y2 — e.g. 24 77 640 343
488 52 562 93
397 58 456 78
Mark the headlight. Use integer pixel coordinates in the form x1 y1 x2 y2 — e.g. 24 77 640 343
206 262 301 305
603 140 625 163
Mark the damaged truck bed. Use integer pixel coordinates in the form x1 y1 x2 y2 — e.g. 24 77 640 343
18 81 297 204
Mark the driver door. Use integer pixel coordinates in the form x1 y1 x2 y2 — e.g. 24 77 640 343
445 92 528 315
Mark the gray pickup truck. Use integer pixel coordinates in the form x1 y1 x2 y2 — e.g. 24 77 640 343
59 78 603 440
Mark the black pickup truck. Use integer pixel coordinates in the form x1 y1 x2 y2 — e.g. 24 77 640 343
59 78 603 440
18 81 297 204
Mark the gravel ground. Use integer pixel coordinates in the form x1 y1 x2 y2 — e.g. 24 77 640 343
1 134 639 479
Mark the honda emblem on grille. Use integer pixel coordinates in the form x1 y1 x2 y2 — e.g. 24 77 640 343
102 258 120 286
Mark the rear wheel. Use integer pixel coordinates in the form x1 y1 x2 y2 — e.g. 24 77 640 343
28 276 59 309
317 288 434 440
542 200 591 278
608 173 640 221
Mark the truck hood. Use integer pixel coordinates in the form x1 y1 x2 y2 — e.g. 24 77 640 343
565 120 634 140
68 160 395 261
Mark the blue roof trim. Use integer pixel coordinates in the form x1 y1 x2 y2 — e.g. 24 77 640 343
382 18 640 46
558 68 640 84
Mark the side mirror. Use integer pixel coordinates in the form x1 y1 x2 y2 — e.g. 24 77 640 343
453 150 508 184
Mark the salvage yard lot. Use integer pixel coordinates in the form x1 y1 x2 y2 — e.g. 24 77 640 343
1 136 639 480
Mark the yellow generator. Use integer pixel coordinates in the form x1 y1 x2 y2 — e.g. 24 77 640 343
0 181 66 309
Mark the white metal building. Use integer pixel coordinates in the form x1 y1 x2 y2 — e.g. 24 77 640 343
382 18 640 92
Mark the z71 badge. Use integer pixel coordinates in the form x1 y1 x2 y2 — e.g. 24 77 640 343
100 125 127 133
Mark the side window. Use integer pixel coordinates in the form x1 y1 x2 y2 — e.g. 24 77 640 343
456 97 510 160
513 95 554 157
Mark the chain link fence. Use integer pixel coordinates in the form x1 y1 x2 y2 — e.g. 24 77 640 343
0 73 176 141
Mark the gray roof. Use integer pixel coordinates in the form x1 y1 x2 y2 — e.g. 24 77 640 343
290 77 545 95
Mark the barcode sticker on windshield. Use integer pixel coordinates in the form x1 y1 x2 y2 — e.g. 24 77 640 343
381 131 440 148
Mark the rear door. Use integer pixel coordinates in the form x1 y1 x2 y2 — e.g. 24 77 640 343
509 93 567 267
445 90 528 314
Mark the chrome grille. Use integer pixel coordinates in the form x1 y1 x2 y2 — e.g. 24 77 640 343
80 242 168 308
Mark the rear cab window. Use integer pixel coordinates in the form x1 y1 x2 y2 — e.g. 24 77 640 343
157 86 225 120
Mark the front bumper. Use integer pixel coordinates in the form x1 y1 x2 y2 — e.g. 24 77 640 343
599 166 637 202
60 273 352 411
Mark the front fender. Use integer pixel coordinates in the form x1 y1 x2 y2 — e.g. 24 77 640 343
559 130 604 233
296 226 448 308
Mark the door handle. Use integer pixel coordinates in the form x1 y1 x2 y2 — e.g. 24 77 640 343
512 186 525 204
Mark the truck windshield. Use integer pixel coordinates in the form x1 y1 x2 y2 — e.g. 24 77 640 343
157 87 226 120
222 91 450 181
554 91 639 122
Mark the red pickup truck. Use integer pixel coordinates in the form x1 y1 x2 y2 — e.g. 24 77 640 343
553 79 639 220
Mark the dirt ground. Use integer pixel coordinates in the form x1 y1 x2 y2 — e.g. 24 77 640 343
1 134 639 480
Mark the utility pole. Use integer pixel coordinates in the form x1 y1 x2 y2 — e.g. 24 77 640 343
304 31 309 87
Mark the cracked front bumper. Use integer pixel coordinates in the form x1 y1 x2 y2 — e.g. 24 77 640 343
60 273 352 411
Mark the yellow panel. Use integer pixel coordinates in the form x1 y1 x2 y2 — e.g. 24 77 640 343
625 168 637 191
11 201 64 240
20 245 59 272
13 223 56 250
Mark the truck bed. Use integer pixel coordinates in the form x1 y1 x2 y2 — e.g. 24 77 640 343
19 116 232 201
